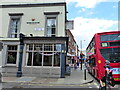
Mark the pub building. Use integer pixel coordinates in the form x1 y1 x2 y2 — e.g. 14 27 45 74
0 0 72 78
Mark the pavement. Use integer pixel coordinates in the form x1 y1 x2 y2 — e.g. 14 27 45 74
1 65 120 89
1 65 94 86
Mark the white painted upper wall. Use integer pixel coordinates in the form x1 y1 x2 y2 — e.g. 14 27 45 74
1 0 66 4
1 2 66 37
0 8 2 37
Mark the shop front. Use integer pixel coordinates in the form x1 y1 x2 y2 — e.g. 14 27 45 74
21 37 68 78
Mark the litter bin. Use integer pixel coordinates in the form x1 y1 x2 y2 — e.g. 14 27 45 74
65 64 71 75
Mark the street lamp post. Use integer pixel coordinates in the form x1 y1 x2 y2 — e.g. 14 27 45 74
17 33 25 77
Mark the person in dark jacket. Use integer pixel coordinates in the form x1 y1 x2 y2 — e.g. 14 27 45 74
100 60 115 90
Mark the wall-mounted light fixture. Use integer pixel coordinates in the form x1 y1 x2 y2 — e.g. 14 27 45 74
30 34 33 37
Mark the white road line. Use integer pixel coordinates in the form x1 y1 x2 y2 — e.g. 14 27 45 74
96 86 99 88
89 87 92 88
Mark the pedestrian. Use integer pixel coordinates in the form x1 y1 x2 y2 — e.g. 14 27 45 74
74 62 77 70
76 60 79 68
99 60 115 90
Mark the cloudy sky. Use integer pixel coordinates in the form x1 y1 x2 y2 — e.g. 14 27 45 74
66 0 119 51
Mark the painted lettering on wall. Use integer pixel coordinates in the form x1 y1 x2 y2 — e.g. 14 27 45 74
27 22 40 24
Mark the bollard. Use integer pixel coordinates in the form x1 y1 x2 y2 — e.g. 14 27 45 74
84 69 86 80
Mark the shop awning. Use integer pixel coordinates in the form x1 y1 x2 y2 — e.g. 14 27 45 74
67 53 75 56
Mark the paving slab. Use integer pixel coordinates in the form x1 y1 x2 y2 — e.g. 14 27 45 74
2 77 19 82
15 77 36 82
55 68 94 85
2 65 94 85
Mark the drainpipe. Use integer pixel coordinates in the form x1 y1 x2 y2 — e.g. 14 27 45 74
16 33 25 77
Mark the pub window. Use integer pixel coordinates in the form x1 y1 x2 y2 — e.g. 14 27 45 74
8 14 23 38
26 44 33 51
33 52 42 66
54 44 61 51
44 12 59 37
43 52 52 66
27 52 32 66
26 44 61 67
7 45 17 64
54 52 60 66
44 44 53 51
46 17 56 37
34 44 43 51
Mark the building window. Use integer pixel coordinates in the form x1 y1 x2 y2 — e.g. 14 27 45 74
44 44 53 51
27 52 32 66
9 18 20 38
54 44 61 51
26 44 61 67
46 17 56 37
33 52 42 66
43 52 52 66
8 14 23 38
7 45 17 64
34 44 42 51
54 52 60 66
44 12 59 37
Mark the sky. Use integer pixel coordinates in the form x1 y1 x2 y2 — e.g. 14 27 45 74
66 0 119 51
0 0 119 51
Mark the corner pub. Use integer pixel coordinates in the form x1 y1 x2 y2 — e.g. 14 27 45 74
0 0 69 78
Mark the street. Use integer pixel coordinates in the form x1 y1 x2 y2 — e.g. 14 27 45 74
1 66 119 89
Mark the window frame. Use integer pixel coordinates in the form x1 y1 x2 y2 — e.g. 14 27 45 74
25 44 61 67
6 45 18 66
8 14 23 38
45 14 58 37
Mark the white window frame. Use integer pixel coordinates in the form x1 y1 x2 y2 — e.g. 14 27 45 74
6 45 19 66
25 44 61 67
8 14 23 38
45 15 58 37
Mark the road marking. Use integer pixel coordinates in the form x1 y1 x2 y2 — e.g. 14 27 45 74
93 82 99 88
89 87 92 88
94 82 99 86
96 86 99 88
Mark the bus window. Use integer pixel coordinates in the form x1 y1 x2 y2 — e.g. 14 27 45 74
100 34 120 41
100 48 120 63
91 58 96 66
89 58 96 66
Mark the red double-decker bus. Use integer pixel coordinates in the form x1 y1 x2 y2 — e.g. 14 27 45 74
86 31 120 81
